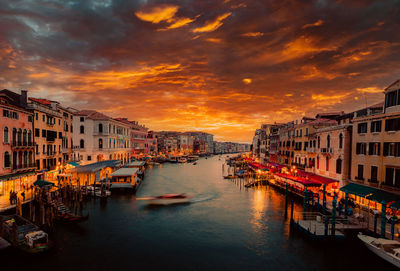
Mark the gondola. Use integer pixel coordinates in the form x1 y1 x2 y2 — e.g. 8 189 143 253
55 203 89 223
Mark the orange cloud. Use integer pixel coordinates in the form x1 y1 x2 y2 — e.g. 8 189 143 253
135 5 178 23
192 12 232 33
282 36 337 58
302 19 324 29
242 32 264 37
242 78 252 84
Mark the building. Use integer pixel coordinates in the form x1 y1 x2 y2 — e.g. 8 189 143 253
27 97 63 179
178 134 194 154
59 106 75 164
146 131 158 155
129 121 149 158
0 89 36 206
72 110 131 165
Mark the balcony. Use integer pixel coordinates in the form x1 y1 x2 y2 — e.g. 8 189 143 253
306 147 316 153
11 141 34 149
12 163 36 171
320 148 333 154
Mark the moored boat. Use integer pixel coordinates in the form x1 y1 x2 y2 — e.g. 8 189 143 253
1 215 50 253
358 233 400 268
223 174 235 179
146 193 191 205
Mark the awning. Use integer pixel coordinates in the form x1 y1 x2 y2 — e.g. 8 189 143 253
125 161 146 167
110 167 139 177
67 161 80 167
34 180 55 187
0 171 36 182
71 160 121 173
340 183 400 204
390 201 400 210
340 183 377 198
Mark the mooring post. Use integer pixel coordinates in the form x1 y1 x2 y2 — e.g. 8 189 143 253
344 193 349 219
290 200 294 224
374 214 378 237
324 216 329 236
381 201 386 238
284 183 288 218
331 197 337 236
322 184 326 214
303 189 308 213
391 217 395 240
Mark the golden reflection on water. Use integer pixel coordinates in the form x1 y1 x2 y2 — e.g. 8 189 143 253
250 188 267 233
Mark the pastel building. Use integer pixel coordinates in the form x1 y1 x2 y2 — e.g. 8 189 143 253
72 110 131 165
0 89 36 205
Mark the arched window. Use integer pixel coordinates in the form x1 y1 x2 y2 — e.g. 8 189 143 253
17 128 22 144
327 135 331 148
4 152 10 168
336 158 342 174
99 123 103 133
99 138 103 149
317 136 320 148
80 139 85 148
23 129 27 145
80 125 85 134
326 157 329 171
339 133 343 149
28 130 32 145
12 128 17 144
23 151 27 167
3 127 8 143
12 151 17 168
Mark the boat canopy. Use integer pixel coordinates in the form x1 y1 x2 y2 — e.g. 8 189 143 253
70 160 121 173
34 180 55 187
125 161 146 167
110 167 139 177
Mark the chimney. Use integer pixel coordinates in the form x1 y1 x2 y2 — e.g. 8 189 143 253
20 90 27 108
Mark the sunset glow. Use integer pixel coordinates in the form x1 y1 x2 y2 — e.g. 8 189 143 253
1 0 400 142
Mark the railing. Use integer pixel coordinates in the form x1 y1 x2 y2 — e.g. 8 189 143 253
12 163 36 170
11 141 34 147
320 147 333 154
306 147 316 153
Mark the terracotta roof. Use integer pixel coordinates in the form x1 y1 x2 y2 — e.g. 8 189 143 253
385 79 400 91
28 97 52 105
74 110 111 120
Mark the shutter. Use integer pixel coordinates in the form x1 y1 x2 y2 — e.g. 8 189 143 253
383 143 389 156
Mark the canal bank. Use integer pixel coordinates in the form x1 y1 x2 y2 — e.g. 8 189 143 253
1 156 398 271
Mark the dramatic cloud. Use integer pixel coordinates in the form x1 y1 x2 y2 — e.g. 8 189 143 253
1 0 400 142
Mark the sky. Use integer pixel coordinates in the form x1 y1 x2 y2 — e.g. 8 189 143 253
1 0 400 143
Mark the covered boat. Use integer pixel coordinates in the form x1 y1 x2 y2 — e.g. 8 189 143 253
146 193 191 205
358 233 400 268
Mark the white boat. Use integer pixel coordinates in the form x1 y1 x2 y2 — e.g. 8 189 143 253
358 233 400 268
177 157 187 163
147 193 191 205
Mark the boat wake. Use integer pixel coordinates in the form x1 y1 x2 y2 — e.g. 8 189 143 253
190 193 218 203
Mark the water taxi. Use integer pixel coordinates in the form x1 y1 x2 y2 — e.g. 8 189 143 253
358 233 400 268
146 193 191 205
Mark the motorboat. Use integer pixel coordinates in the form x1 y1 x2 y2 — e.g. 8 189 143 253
1 215 50 253
193 162 197 165
358 233 400 268
146 193 191 205
177 157 187 163
223 174 235 179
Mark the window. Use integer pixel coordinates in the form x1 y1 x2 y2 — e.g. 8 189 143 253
385 167 400 188
80 117 84 122
385 90 398 108
35 128 40 137
370 166 378 183
80 139 84 148
80 125 84 134
385 118 400 131
357 165 364 180
356 143 367 155
339 133 343 149
305 128 308 136
42 115 45 122
3 127 8 143
28 115 33 122
383 142 400 157
58 132 62 139
326 157 329 171
357 123 367 133
317 136 320 148
327 135 330 148
42 129 46 138
87 155 91 161
371 121 382 133
58 119 61 125
317 156 319 169
368 142 380 155
4 152 10 168
99 138 103 149
35 113 38 120
43 145 45 154
99 123 103 133
336 159 342 174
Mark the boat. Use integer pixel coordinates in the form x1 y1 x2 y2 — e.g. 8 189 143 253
1 215 50 253
178 157 187 163
55 203 89 223
86 186 111 197
193 162 197 165
223 174 235 179
358 233 400 268
146 193 191 205
187 156 199 162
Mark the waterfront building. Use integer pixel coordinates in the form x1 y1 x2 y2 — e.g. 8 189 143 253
252 128 266 160
129 121 149 157
72 110 131 165
27 97 63 180
59 106 75 164
146 131 158 156
0 89 36 207
269 125 281 163
178 134 194 154
308 116 353 187
277 121 294 165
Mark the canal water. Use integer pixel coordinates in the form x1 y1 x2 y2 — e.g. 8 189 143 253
1 156 398 270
